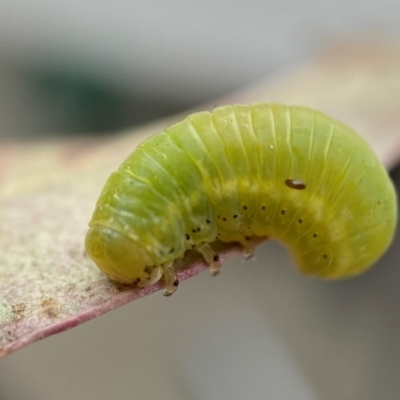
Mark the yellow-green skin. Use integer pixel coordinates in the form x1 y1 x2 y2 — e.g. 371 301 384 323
85 103 397 286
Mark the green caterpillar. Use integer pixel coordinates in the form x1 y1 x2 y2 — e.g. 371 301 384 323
85 103 397 296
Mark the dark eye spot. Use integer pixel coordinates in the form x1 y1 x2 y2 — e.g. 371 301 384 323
192 229 196 233
206 219 211 224
185 234 190 240
281 210 285 215
144 266 153 274
222 217 227 221
261 206 266 211
285 179 306 190
197 227 201 232
313 233 318 238
323 254 328 259
233 214 238 219
242 205 248 210
217 215 221 219
298 219 303 224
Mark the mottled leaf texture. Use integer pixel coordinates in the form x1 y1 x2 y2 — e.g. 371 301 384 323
1 40 400 357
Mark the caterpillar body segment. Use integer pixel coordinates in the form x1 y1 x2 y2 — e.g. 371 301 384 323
85 103 397 294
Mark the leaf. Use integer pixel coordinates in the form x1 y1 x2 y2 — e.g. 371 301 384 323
1 40 400 358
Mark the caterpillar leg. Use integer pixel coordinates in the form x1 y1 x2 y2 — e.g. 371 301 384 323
163 262 179 297
240 236 258 259
196 243 221 276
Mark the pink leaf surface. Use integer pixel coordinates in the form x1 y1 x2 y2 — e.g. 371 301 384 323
1 39 400 358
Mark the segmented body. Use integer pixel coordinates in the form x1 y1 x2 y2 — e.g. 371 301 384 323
85 103 397 295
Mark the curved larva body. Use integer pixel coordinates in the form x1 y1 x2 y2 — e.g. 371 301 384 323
85 103 397 295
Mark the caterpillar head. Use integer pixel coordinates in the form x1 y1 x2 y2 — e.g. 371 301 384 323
85 225 163 286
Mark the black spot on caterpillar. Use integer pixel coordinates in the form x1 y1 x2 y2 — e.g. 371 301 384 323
85 103 397 296
285 178 306 190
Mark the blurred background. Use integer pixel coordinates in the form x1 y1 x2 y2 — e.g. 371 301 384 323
1 1 400 399
0 0 399 139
